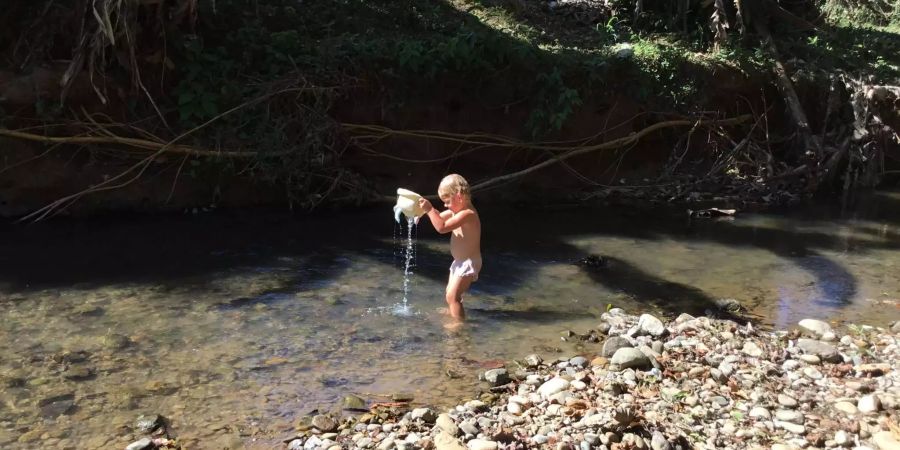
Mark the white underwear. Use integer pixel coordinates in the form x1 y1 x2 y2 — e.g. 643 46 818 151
449 258 481 281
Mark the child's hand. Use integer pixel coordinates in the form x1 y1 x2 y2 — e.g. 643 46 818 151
418 197 433 212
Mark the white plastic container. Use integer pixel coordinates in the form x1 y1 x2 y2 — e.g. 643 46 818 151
393 188 426 223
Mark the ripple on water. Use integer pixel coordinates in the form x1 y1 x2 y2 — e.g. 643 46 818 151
1 201 900 448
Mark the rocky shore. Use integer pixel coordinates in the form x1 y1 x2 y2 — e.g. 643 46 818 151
132 310 900 450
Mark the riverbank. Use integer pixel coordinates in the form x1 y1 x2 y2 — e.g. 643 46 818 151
2 2 899 219
128 309 900 450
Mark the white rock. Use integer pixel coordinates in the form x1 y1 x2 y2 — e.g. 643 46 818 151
873 431 900 450
774 419 805 434
799 319 833 337
464 400 488 412
803 367 823 380
771 444 799 450
857 395 881 414
507 402 523 415
467 440 498 450
774 409 804 424
435 431 466 450
778 394 798 408
411 408 436 422
546 404 563 416
126 439 153 450
742 341 764 357
637 314 666 336
799 354 821 364
436 414 459 436
749 407 771 419
304 436 323 450
537 377 570 399
834 430 851 447
834 401 859 415
378 437 396 450
508 395 530 406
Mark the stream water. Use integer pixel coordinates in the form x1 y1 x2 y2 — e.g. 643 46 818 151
1 192 899 449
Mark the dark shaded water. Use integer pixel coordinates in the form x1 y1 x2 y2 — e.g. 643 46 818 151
1 191 899 449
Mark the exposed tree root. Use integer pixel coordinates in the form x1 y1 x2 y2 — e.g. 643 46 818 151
12 86 329 222
0 128 264 158
346 114 752 193
754 21 821 163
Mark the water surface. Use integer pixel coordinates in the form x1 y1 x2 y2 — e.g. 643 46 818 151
1 192 899 449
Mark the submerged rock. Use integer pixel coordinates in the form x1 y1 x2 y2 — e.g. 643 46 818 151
38 393 76 419
102 333 133 350
342 395 367 411
134 414 166 434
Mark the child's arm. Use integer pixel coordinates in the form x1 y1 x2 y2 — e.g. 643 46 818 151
418 199 473 234
424 208 473 234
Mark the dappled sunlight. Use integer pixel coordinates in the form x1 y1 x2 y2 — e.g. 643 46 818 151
2 196 900 448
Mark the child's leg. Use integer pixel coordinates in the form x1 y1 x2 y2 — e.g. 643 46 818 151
445 273 474 320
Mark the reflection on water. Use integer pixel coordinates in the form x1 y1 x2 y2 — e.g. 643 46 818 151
1 191 900 449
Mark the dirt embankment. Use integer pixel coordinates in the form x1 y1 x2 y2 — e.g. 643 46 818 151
0 61 771 218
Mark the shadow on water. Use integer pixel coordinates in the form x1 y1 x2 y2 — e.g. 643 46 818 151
0 211 366 293
4 191 900 319
577 254 746 321
678 221 861 308
467 306 596 323
0 1 893 315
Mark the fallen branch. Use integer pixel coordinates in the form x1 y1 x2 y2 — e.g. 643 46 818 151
348 114 750 196
469 115 752 192
17 85 327 222
0 128 264 158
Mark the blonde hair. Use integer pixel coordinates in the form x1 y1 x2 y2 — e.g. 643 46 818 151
438 174 471 200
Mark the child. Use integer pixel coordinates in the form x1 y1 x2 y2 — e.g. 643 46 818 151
418 174 482 322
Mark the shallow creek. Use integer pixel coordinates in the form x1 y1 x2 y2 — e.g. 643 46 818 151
1 192 899 449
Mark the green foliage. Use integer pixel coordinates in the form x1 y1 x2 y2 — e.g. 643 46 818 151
790 24 900 80
711 37 773 74
596 16 629 43
526 68 583 138
172 37 237 123
819 0 900 28
631 39 699 107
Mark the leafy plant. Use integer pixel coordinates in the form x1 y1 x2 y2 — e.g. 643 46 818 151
526 68 583 137
173 36 237 123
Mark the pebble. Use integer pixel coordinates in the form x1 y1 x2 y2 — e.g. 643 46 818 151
98 309 900 450
799 354 821 364
858 395 881 414
834 401 859 415
778 394 799 408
